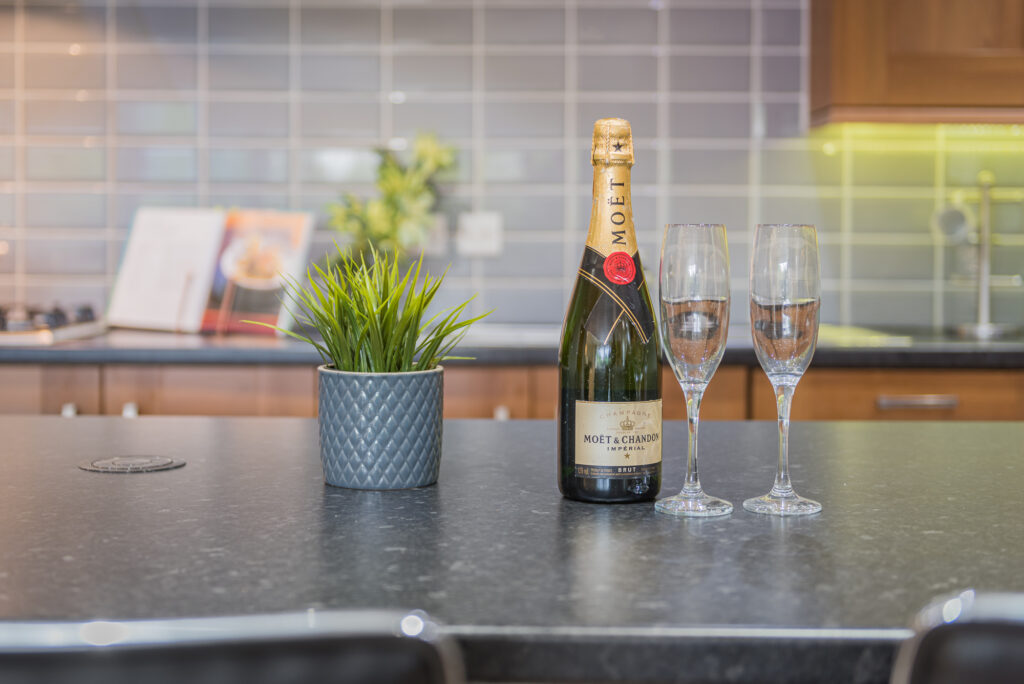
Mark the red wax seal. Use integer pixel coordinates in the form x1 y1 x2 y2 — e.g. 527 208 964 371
603 252 636 285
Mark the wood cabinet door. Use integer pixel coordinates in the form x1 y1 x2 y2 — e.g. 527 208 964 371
662 366 749 420
444 366 532 419
102 365 316 416
0 365 101 415
813 0 1024 120
523 365 750 420
751 368 1024 420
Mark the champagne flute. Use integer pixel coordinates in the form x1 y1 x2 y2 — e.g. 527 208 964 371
655 224 733 517
744 224 822 516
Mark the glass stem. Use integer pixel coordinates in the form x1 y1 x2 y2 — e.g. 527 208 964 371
683 387 704 495
771 383 795 497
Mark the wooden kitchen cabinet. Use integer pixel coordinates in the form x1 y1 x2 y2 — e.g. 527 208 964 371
751 368 1024 421
0 365 101 415
102 365 317 417
523 365 750 420
812 0 1024 123
444 365 533 419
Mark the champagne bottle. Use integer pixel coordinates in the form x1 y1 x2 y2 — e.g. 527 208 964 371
557 118 662 503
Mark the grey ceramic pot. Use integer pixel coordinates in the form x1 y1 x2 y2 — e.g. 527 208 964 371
318 365 443 489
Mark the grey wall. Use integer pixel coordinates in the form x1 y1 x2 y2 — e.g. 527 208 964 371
1 0 1022 330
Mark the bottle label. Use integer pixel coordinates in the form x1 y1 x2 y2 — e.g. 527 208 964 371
578 247 655 344
574 399 662 478
602 251 636 285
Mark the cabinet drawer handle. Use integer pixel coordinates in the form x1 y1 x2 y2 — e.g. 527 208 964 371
876 394 959 410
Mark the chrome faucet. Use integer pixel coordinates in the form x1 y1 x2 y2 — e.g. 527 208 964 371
956 171 1020 340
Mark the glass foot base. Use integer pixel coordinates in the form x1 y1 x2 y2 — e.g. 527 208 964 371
655 492 733 517
743 491 821 516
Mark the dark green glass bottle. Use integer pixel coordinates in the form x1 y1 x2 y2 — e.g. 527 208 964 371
557 118 662 504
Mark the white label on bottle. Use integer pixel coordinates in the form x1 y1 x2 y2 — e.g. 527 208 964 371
574 399 662 477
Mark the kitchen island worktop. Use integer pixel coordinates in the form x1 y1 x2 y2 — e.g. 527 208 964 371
1 417 1022 683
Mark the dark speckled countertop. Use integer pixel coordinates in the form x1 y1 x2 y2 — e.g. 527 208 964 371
1 417 1022 683
1 324 1023 367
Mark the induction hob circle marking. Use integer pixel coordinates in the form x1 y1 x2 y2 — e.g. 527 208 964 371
78 456 186 474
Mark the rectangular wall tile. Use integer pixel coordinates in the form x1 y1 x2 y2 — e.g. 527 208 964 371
993 201 1024 234
851 198 934 234
763 9 801 46
25 100 106 135
25 6 107 42
117 52 198 90
25 193 106 229
26 147 106 181
762 56 801 93
393 8 472 45
578 56 657 92
25 54 105 89
117 147 197 183
116 101 197 136
0 239 14 273
209 101 289 137
484 287 565 325
301 8 379 45
761 196 842 233
116 6 198 44
484 240 565 279
299 148 378 184
0 7 13 42
670 102 750 138
670 9 752 45
209 8 289 44
301 101 378 138
210 55 289 91
0 148 12 180
394 55 472 92
485 56 564 91
209 148 288 184
482 195 565 232
946 150 1024 187
852 151 935 187
763 102 802 138
578 8 657 44
115 192 198 229
0 55 12 89
0 100 12 134
850 291 934 327
670 196 749 234
300 55 378 92
484 148 564 184
485 102 564 138
395 102 473 139
0 194 14 227
851 245 934 280
761 149 841 186
670 55 750 92
25 239 107 276
484 9 563 45
672 149 749 185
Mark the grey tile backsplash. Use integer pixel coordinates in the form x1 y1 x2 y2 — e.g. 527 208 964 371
2 0 1022 331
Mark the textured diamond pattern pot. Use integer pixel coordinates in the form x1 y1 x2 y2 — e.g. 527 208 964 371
318 365 443 489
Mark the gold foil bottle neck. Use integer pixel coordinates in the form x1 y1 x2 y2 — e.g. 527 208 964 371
591 118 634 166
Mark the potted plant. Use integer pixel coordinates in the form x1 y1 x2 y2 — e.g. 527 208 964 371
329 133 455 259
249 246 487 489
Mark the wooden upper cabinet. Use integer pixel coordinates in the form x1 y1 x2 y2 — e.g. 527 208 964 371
812 0 1024 123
